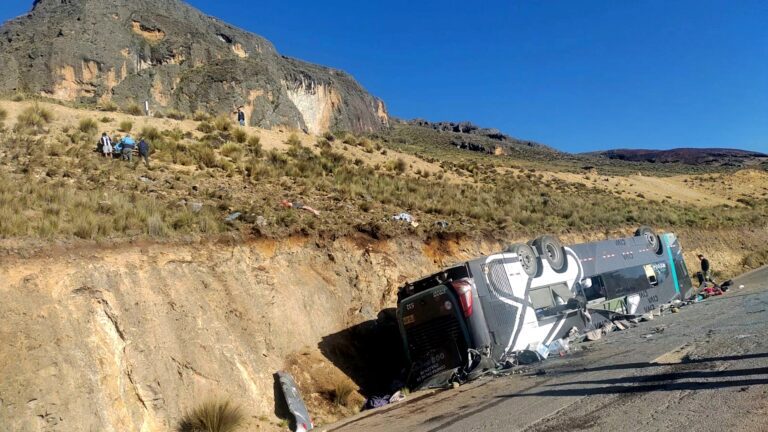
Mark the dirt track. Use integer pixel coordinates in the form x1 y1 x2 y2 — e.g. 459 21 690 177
326 266 768 432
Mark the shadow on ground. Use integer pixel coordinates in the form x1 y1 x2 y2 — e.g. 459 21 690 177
499 352 768 399
319 308 408 396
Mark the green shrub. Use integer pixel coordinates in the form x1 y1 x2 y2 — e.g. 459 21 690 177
178 399 244 432
78 118 98 134
119 120 133 133
124 102 143 116
232 128 248 144
100 116 113 123
14 104 54 134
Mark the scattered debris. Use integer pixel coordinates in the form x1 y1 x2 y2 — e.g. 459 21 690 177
225 212 241 222
188 202 203 213
585 329 603 341
276 371 314 432
281 199 321 216
641 313 655 322
256 215 267 227
435 220 449 229
392 212 414 223
516 350 543 365
601 321 616 334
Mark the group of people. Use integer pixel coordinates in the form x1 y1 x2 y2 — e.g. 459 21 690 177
99 133 151 167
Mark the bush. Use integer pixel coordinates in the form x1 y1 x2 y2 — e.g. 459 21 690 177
246 136 262 158
286 133 302 147
220 142 244 160
0 108 7 122
197 122 214 134
119 120 133 133
193 110 211 122
101 101 118 112
232 128 248 144
213 115 232 132
166 110 187 121
11 93 24 102
14 104 54 134
100 116 113 123
124 102 143 116
393 158 407 173
178 399 244 432
140 126 161 142
78 118 98 134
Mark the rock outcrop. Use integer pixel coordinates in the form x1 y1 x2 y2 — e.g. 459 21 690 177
0 0 389 133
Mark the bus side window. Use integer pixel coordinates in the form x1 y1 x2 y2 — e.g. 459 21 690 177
644 265 659 287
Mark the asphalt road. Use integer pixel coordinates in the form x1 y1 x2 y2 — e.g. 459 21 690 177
326 266 768 432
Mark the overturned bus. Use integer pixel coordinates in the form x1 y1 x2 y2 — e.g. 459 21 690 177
397 227 694 387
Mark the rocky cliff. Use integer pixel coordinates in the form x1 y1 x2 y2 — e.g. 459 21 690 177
0 0 389 133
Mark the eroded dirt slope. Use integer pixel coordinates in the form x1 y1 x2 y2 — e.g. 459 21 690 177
0 228 764 431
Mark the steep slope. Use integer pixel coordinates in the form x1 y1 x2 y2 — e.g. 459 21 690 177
0 0 389 133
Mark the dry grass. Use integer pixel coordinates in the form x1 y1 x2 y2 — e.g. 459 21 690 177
100 101 118 112
78 118 98 134
119 120 133 133
124 102 144 116
232 128 248 144
177 399 244 432
14 104 54 134
333 380 356 407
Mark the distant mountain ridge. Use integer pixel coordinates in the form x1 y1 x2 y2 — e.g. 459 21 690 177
0 0 389 133
587 148 768 167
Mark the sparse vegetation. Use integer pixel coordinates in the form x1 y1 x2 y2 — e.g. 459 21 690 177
11 93 24 102
101 101 118 112
14 104 54 135
177 399 244 432
119 120 133 133
333 380 356 407
193 110 211 122
124 102 143 116
78 118 98 134
232 128 248 144
213 115 232 133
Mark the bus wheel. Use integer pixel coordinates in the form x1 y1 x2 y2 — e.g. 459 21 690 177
635 226 663 255
512 243 540 277
532 235 567 272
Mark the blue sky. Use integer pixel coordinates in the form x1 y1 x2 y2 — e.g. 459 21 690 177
2 1 767 153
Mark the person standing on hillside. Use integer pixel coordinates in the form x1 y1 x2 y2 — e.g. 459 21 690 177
120 134 135 162
100 132 113 158
697 254 718 287
138 138 150 168
237 107 246 127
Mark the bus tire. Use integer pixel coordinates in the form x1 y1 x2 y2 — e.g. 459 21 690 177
512 243 540 277
532 235 567 272
635 226 663 255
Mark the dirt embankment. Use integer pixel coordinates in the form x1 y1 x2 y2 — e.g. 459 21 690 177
0 227 765 431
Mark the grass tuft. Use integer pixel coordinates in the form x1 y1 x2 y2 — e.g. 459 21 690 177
178 399 244 432
119 120 133 133
78 118 98 134
124 102 144 116
14 104 54 135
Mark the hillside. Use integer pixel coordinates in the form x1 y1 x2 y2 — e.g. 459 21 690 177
0 0 388 134
0 97 767 430
588 148 768 167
